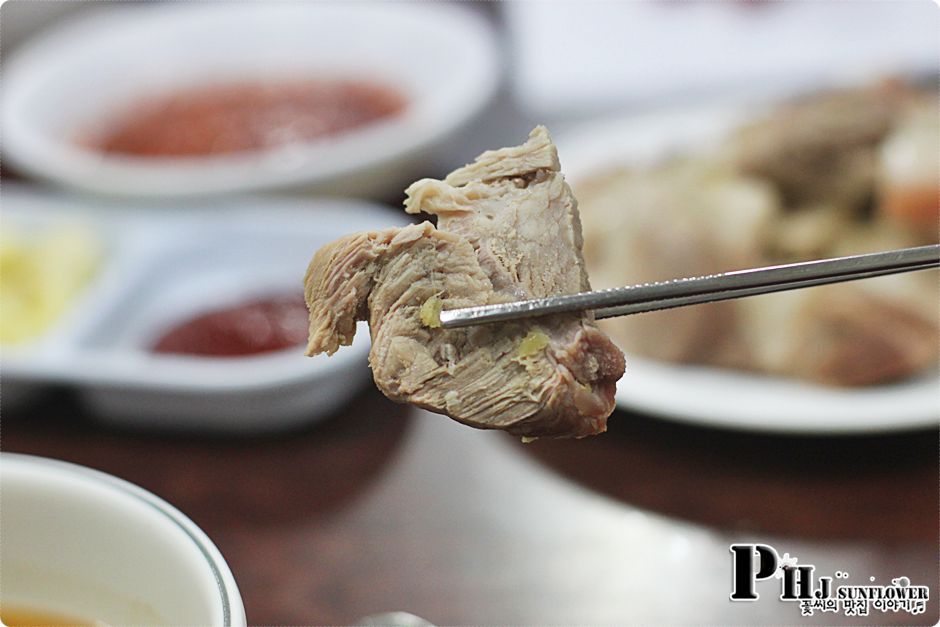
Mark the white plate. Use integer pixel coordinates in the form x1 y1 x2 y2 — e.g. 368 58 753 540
1 2 498 198
2 185 405 432
615 355 938 434
506 2 937 117
559 108 939 434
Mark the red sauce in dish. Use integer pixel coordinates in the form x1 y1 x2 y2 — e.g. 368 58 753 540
92 80 406 157
152 296 309 357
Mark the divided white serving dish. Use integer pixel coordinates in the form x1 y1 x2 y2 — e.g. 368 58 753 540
2 185 403 432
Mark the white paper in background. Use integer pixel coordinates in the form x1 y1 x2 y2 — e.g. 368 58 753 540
506 1 939 117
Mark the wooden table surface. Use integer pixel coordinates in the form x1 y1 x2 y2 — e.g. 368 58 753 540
4 382 937 626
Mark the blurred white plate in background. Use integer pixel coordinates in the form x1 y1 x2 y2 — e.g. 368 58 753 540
559 108 939 434
507 1 938 118
616 354 938 434
1 2 499 198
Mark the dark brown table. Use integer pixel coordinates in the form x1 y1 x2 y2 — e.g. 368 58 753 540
4 384 937 626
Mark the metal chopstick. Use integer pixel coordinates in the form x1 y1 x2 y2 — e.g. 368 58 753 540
437 244 940 329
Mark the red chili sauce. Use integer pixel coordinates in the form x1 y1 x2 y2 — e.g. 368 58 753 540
92 80 406 157
152 296 309 357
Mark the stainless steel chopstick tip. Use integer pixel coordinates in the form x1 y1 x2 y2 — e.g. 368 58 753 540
437 244 939 329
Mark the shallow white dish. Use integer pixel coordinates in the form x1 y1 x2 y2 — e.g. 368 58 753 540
615 355 938 434
1 2 499 198
558 107 939 434
2 185 403 432
1 453 246 625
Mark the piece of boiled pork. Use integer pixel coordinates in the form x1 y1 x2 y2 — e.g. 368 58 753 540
304 126 624 438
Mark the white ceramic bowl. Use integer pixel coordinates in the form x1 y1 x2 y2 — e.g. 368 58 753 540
0 453 246 626
1 2 499 198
